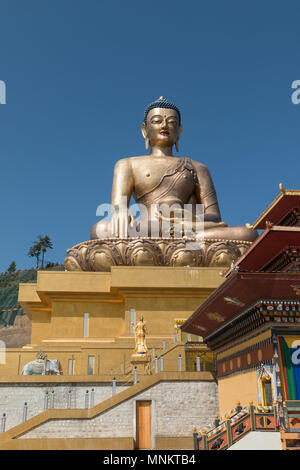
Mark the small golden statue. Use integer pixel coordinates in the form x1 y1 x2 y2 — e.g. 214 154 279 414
130 316 151 375
132 316 148 355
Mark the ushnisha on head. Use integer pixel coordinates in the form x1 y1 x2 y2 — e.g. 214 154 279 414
141 97 182 153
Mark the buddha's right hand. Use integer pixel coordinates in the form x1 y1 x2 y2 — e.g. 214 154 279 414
111 206 135 238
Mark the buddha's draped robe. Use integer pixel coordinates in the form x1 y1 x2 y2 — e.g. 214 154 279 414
134 157 226 237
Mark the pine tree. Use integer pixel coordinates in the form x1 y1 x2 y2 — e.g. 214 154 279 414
28 241 42 269
28 235 54 270
39 235 53 269
7 261 16 273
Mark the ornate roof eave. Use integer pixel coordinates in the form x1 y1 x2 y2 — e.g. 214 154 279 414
181 272 300 339
252 186 300 230
204 297 300 344
224 225 300 275
181 270 238 335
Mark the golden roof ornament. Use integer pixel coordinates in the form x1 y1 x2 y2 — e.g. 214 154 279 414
265 220 273 229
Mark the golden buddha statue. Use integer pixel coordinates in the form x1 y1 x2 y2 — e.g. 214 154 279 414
90 97 256 242
65 97 257 271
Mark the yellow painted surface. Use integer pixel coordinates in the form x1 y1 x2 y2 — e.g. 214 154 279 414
0 370 213 383
18 283 45 319
124 296 204 337
7 267 222 378
50 301 124 338
18 283 41 303
0 438 134 450
110 266 223 289
0 343 192 376
37 270 111 294
155 437 193 450
218 369 258 416
31 310 51 344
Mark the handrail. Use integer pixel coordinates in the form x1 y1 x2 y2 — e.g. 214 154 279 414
279 401 300 450
193 402 279 450
120 342 183 379
114 341 212 386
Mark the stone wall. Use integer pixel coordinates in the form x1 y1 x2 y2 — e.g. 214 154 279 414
18 380 219 442
0 315 31 348
0 382 128 431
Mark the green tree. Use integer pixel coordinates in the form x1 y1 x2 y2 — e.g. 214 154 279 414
7 261 16 273
39 235 53 269
28 242 42 270
28 235 54 270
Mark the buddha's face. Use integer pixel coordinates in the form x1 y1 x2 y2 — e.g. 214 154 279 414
141 108 182 148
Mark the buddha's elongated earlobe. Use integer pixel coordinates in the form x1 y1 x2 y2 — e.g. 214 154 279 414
175 141 179 152
145 137 150 150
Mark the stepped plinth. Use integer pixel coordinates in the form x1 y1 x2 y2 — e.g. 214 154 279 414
130 353 152 375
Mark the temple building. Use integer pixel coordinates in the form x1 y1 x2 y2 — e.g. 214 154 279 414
182 187 300 450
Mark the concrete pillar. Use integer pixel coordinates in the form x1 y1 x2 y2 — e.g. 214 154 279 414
155 355 158 373
85 390 89 408
67 389 72 409
44 391 49 410
50 390 54 409
23 402 28 422
134 367 138 384
90 388 95 407
112 377 116 395
1 413 6 433
178 354 182 372
196 354 201 372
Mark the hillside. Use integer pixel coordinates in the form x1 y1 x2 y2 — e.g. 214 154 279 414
0 266 64 348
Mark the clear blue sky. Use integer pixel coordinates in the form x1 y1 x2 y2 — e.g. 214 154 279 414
1 0 300 271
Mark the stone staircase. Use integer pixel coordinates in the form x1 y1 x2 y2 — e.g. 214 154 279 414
0 371 215 450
